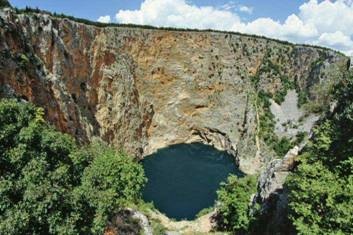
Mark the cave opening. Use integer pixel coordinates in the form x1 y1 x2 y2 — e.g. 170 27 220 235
142 143 243 221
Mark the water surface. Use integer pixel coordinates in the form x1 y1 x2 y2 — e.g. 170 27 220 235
142 143 243 220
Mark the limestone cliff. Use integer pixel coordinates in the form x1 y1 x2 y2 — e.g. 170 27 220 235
0 8 349 173
251 146 300 234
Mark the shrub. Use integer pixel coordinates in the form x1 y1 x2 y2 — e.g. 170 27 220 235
273 137 294 156
216 175 258 233
196 207 214 218
78 145 146 233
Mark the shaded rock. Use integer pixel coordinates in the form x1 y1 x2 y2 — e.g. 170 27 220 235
251 146 299 235
256 146 298 205
105 209 152 235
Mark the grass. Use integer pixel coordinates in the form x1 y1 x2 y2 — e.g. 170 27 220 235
196 207 214 218
150 218 167 235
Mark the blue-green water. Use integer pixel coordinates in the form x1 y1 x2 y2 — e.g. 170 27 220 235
142 143 243 221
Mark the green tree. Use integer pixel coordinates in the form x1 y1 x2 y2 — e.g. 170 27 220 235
286 74 353 234
0 99 146 234
216 175 258 234
287 157 353 234
0 100 79 234
76 143 146 234
0 0 11 8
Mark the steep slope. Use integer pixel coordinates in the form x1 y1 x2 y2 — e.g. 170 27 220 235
0 8 349 173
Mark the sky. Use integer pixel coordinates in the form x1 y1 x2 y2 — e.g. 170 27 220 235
9 0 353 56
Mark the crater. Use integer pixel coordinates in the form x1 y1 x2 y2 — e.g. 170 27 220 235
142 143 243 221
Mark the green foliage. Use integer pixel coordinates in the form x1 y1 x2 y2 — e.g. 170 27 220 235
250 74 260 89
287 157 353 234
273 76 295 104
78 145 146 233
294 131 307 144
251 53 296 105
0 0 11 8
251 57 298 156
0 100 78 234
0 99 146 235
297 90 308 107
286 74 353 234
273 137 294 157
216 175 258 233
150 218 167 235
256 92 294 157
196 207 214 218
18 54 30 68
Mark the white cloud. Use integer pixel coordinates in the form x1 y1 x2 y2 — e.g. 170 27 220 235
220 1 237 11
316 31 353 53
116 0 241 30
221 1 253 14
242 14 318 42
97 15 111 23
239 5 253 14
115 0 353 55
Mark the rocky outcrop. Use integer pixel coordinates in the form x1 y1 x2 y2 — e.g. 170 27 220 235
270 90 319 139
251 146 300 234
0 8 349 173
105 209 153 235
255 146 298 206
188 127 238 164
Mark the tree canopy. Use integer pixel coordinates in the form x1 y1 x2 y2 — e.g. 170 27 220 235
0 0 10 8
0 99 146 234
216 175 258 234
286 74 353 234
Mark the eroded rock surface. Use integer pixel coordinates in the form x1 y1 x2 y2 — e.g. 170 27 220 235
270 90 319 138
255 146 298 206
0 9 349 173
251 146 301 235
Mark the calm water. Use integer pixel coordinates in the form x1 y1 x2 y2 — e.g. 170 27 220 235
142 143 243 221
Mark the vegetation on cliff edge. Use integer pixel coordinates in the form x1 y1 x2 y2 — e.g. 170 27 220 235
216 74 353 235
7 6 345 56
215 175 258 234
0 99 146 234
286 74 353 234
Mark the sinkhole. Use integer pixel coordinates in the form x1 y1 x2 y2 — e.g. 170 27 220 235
142 143 243 221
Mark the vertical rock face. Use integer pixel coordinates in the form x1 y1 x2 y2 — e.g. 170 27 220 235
251 146 300 235
0 9 349 173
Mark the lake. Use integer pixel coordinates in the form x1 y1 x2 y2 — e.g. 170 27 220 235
142 143 243 220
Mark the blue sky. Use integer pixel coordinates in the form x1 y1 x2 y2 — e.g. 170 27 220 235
8 0 353 55
9 0 306 22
